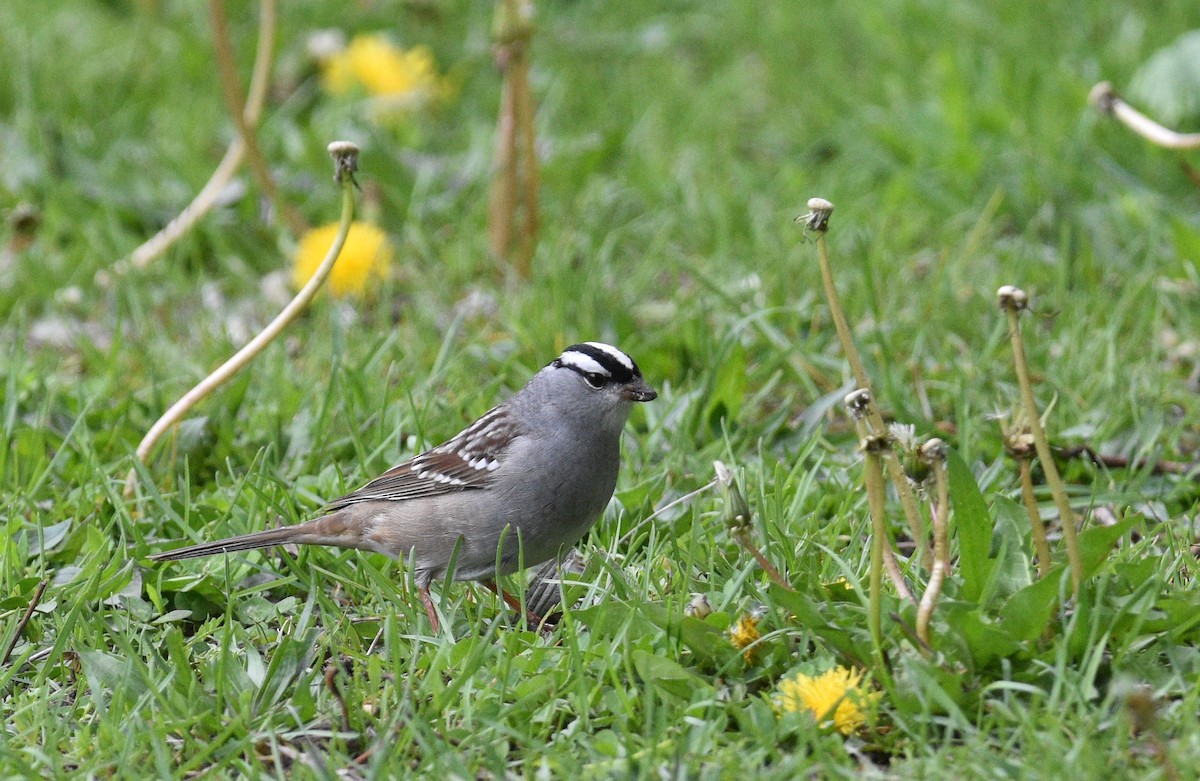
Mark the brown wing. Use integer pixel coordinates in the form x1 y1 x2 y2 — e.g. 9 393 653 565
325 406 516 510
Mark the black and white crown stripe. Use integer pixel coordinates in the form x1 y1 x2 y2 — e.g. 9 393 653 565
553 342 641 385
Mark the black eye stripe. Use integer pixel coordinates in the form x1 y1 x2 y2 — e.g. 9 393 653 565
551 360 615 387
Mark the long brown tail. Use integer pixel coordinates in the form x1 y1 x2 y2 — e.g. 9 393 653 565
150 512 363 562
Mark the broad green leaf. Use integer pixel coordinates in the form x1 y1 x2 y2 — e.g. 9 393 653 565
152 609 193 625
573 604 658 644
23 519 71 557
943 602 1020 668
769 585 870 667
1129 30 1200 124
631 649 712 699
1149 596 1200 640
998 566 1065 642
979 497 1034 604
998 515 1139 642
638 602 736 666
79 650 139 707
705 342 746 427
947 451 993 604
891 651 977 716
253 628 319 714
1077 515 1138 577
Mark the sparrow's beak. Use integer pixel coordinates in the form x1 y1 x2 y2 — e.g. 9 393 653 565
622 377 657 402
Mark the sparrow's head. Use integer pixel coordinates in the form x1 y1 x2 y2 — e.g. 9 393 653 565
550 342 657 403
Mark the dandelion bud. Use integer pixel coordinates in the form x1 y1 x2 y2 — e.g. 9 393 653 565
843 388 871 419
859 433 891 455
1088 82 1118 115
494 0 535 41
919 437 948 462
996 285 1028 312
714 461 753 535
685 594 713 619
1004 430 1035 459
327 140 361 184
797 197 834 233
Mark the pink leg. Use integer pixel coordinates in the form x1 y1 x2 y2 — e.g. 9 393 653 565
483 580 545 628
419 585 440 634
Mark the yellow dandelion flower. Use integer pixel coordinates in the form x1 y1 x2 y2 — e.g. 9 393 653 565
776 666 880 735
321 34 440 105
729 614 761 663
292 221 393 298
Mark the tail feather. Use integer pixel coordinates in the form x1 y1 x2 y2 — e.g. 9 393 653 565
150 513 363 562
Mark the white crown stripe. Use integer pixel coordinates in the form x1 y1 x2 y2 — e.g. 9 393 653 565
558 351 610 376
582 342 634 371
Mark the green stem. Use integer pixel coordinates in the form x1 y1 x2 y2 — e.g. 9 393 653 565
733 530 794 591
815 227 929 566
916 454 950 650
124 147 357 498
1005 307 1082 596
1018 457 1054 578
863 447 888 662
853 418 915 604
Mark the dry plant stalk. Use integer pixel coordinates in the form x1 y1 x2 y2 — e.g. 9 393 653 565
1055 445 1200 477
488 0 539 276
324 665 353 733
0 580 48 668
209 0 305 236
845 391 915 605
123 142 361 499
1004 415 1053 578
1018 458 1054 578
861 435 890 659
915 439 949 649
997 285 1083 596
1124 683 1182 781
802 198 930 566
117 0 278 275
1090 82 1200 151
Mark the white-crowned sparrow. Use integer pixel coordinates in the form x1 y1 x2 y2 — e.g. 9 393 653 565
151 342 656 632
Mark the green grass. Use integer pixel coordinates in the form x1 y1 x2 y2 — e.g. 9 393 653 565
3 0 1200 777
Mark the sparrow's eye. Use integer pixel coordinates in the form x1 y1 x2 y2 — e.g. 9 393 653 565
583 372 608 389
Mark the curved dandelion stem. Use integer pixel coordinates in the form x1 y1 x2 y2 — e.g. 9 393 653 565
916 441 950 650
1090 82 1200 151
123 143 360 499
488 57 517 262
119 0 278 274
513 48 539 274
